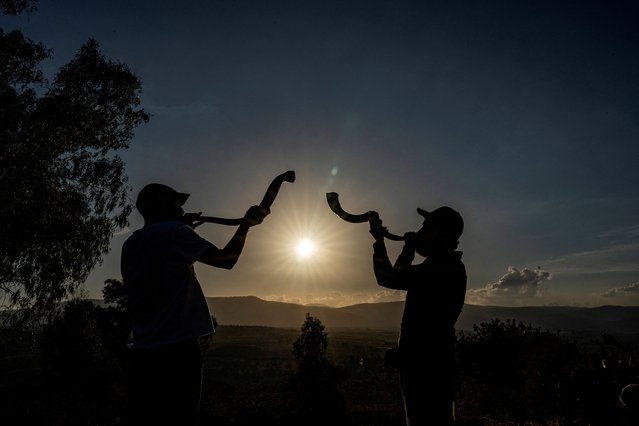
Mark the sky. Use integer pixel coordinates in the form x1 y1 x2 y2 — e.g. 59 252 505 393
3 0 639 307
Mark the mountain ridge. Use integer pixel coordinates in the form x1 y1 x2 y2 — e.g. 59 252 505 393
205 296 639 334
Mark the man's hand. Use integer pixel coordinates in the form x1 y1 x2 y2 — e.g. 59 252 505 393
368 212 387 242
183 212 204 229
243 205 270 227
403 232 417 249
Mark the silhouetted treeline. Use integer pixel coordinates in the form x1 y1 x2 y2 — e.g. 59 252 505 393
1 298 637 425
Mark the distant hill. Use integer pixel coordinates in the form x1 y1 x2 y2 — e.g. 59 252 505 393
206 296 639 334
206 296 400 330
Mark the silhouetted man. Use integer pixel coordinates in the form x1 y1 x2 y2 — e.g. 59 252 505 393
121 183 269 426
369 206 466 426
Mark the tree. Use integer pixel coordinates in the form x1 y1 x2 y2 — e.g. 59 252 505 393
100 278 131 357
455 318 580 423
285 313 348 425
39 298 128 425
102 278 127 309
0 0 38 15
293 312 330 372
0 5 149 322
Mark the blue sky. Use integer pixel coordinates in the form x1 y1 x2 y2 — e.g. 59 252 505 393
4 0 639 306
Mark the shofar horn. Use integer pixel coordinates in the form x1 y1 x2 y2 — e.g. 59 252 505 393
195 170 295 226
325 192 404 241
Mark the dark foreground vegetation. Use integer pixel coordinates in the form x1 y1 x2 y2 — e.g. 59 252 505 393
1 296 638 426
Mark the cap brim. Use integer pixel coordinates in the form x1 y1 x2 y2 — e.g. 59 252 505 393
177 192 190 206
417 207 429 218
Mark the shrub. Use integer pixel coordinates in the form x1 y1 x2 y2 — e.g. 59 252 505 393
456 318 580 422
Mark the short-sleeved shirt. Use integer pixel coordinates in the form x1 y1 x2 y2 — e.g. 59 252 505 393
121 221 215 349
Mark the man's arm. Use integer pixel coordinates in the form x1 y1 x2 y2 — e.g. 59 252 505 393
197 205 269 269
393 232 416 268
370 216 412 290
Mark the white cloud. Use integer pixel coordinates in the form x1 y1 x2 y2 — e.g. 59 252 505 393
262 294 304 305
366 290 405 304
466 266 552 306
602 282 639 298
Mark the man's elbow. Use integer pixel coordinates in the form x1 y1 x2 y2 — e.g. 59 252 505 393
374 270 401 290
374 274 389 288
217 255 239 270
200 253 238 269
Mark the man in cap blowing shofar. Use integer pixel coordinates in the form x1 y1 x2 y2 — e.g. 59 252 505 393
369 206 467 426
121 183 269 425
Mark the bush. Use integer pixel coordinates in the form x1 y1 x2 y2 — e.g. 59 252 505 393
456 319 580 422
284 313 349 425
39 298 129 425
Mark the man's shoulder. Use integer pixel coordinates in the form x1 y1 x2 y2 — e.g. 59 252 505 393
424 251 464 263
146 221 188 230
123 222 192 244
134 221 190 235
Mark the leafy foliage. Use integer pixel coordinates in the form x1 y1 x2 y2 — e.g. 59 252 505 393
39 298 127 425
456 318 580 423
0 12 148 322
0 0 38 15
102 278 127 309
100 278 132 357
286 313 349 425
293 312 329 371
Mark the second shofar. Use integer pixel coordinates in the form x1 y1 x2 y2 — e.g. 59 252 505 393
325 192 404 241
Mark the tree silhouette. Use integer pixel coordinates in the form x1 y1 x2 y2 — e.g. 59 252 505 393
0 5 148 323
39 299 125 425
285 313 349 425
293 312 329 372
102 278 127 310
36 280 136 425
100 279 131 360
456 318 579 423
0 0 38 15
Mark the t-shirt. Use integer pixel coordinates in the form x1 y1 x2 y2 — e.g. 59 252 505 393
372 241 467 354
121 221 215 349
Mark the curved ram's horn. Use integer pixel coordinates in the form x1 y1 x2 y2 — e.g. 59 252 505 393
193 170 295 226
325 192 404 241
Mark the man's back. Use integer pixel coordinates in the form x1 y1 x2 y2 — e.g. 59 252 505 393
399 251 467 350
121 221 214 349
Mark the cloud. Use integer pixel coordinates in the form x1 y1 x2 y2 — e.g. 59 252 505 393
262 290 405 307
536 224 639 275
366 290 405 304
466 266 552 305
537 241 639 275
597 224 639 240
261 295 303 305
602 282 639 298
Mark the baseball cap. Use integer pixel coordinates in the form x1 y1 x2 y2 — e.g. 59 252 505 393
136 183 190 217
417 206 464 240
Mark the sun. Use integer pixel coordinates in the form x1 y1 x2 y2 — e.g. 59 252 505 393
295 238 315 259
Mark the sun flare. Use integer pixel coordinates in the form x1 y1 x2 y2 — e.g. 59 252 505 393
295 238 315 259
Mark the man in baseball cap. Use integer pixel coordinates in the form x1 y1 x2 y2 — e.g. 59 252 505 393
135 183 190 223
122 182 269 425
369 205 467 426
415 206 464 252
